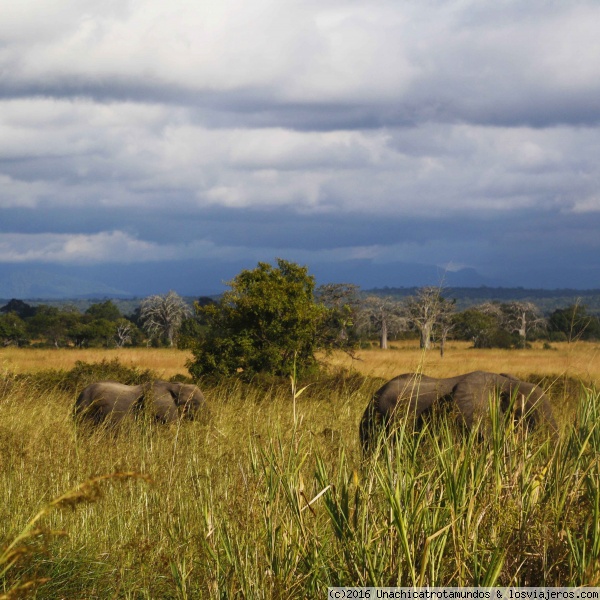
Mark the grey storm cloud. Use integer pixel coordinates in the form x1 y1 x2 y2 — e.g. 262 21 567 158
1 0 600 291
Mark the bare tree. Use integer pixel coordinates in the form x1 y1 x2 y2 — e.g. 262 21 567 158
315 283 361 345
406 286 454 351
436 298 456 357
500 301 546 346
140 291 191 347
357 295 407 349
114 319 133 348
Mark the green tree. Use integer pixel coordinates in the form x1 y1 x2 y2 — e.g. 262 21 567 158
188 259 326 380
0 312 28 346
452 308 502 348
548 304 600 341
85 300 122 322
26 305 78 348
177 297 218 349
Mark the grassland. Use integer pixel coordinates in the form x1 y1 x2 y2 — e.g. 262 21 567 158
2 339 599 382
1 342 599 597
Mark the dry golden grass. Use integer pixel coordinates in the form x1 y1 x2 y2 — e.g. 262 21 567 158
2 340 599 384
0 347 192 379
2 341 600 594
324 340 600 384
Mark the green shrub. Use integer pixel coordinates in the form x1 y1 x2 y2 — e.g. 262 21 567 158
188 260 327 381
11 358 157 396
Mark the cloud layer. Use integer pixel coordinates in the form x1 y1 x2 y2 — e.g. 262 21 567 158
1 0 600 291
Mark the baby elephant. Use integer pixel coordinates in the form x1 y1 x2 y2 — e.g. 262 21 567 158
74 380 209 428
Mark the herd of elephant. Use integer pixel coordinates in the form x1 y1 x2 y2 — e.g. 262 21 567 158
74 370 559 447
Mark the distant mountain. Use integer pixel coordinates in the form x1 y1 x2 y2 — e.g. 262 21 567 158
0 259 501 300
0 259 596 305
0 267 132 300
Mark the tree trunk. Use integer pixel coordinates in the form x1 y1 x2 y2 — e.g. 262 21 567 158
380 318 388 350
420 322 433 350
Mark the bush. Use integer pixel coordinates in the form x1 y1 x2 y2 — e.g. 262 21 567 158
188 260 327 381
13 359 157 396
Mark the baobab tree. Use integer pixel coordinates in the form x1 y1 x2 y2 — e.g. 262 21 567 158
315 283 361 349
500 301 546 347
406 286 455 351
140 291 191 347
357 295 407 349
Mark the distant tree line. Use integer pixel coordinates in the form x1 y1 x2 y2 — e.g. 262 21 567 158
0 294 209 349
368 286 600 315
354 292 600 350
1 264 599 366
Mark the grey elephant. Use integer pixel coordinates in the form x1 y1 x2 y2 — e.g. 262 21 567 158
74 380 209 427
359 371 557 450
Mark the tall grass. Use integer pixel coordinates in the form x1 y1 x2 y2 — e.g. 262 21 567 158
1 355 599 597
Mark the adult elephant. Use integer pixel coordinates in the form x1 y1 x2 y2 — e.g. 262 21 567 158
359 371 557 450
74 380 209 428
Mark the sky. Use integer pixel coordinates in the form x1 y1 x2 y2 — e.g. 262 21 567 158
1 0 600 296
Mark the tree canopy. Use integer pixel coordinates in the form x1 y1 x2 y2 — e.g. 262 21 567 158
187 259 326 380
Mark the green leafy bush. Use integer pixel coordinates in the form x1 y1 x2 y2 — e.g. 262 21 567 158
11 358 157 396
188 259 327 381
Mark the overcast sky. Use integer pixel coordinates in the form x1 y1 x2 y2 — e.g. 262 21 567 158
1 0 600 294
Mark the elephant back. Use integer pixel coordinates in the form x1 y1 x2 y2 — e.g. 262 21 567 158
452 372 558 434
74 381 144 426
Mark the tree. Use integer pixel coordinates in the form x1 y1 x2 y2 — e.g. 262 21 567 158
499 301 546 347
188 259 326 380
26 305 78 348
357 295 407 349
140 291 191 347
548 303 600 342
406 287 454 350
177 297 218 349
315 283 362 351
85 300 122 322
436 297 456 357
452 307 501 348
0 312 27 346
114 319 134 347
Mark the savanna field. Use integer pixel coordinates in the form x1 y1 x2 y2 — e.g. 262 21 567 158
1 341 600 597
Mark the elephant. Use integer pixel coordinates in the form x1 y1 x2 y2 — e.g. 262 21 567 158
359 371 558 450
74 380 209 428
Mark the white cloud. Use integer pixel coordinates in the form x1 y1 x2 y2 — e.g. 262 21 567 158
1 0 598 117
0 174 48 208
0 231 168 264
571 195 600 214
1 1 600 287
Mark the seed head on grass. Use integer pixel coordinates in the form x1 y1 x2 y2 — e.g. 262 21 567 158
1 472 151 599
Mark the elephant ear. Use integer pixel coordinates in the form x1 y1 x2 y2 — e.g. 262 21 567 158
168 383 199 410
171 383 191 406
451 372 502 429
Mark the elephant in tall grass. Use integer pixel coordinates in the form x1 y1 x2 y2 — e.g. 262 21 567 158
74 381 209 428
359 371 558 450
